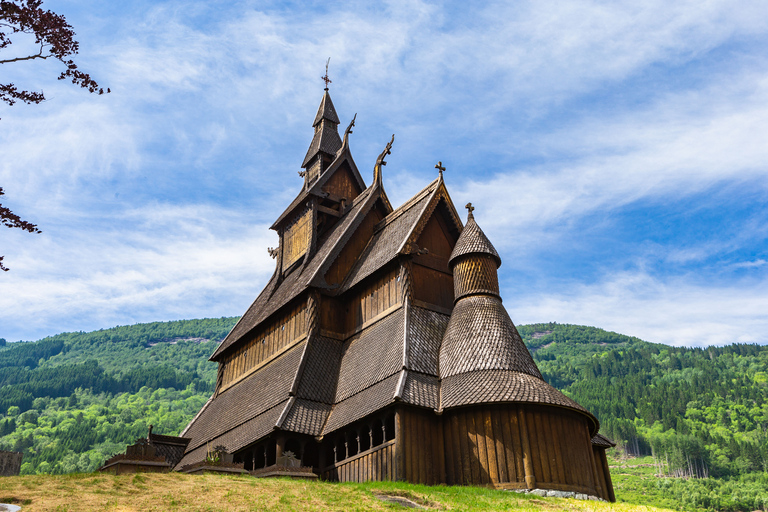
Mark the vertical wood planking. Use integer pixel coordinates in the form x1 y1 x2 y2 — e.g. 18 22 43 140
526 410 543 484
435 412 446 485
502 407 519 482
483 409 499 484
492 408 508 483
474 408 489 483
459 411 473 484
443 414 455 484
467 411 482 483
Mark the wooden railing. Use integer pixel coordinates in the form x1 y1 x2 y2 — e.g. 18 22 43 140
321 440 396 482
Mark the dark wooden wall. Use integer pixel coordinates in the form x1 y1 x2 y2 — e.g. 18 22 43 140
321 164 360 203
397 407 446 485
345 266 402 333
220 302 307 389
325 208 382 286
442 405 601 496
411 264 453 310
593 446 616 502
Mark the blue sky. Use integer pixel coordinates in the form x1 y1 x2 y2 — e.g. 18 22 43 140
1 0 767 346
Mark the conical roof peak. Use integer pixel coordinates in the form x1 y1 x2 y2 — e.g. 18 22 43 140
302 90 343 168
313 90 340 126
449 205 501 267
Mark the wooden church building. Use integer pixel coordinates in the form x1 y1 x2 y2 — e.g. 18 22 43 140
178 86 616 501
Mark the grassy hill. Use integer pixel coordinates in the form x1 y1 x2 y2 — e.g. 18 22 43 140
0 472 677 512
1 319 767 511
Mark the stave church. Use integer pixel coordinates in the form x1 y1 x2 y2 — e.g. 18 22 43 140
177 82 616 500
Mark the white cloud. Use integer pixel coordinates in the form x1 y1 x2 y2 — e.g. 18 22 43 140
2 0 768 345
0 203 277 341
508 271 768 347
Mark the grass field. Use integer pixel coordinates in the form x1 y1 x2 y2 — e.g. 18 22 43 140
0 472 679 512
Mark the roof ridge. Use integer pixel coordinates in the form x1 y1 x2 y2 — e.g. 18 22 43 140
394 179 441 255
375 177 439 232
306 185 380 286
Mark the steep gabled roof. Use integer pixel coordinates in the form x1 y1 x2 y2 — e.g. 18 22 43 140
212 184 381 360
180 340 306 464
272 143 367 230
339 176 462 294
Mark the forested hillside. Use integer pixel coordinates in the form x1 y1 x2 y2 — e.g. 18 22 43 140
0 318 235 474
1 319 766 511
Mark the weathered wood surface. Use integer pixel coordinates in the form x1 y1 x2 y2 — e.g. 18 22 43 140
325 209 382 286
322 440 396 482
221 303 307 388
283 209 311 269
441 405 600 496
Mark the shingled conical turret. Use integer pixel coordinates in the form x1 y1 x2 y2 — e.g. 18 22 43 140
439 205 596 428
301 90 343 184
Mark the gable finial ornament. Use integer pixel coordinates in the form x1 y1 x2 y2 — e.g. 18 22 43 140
267 247 279 259
465 202 474 220
342 113 357 149
435 161 445 179
321 57 332 90
373 134 395 186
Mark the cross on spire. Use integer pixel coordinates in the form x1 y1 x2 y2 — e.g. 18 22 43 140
465 202 475 219
435 161 445 178
321 58 332 90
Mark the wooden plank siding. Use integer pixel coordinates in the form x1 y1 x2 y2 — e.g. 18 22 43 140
345 266 402 333
321 164 361 204
219 303 307 389
441 405 600 496
283 209 311 269
322 441 396 482
325 208 383 286
398 408 445 485
411 264 453 311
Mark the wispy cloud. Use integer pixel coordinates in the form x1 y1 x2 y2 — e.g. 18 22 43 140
1 0 767 345
508 270 768 347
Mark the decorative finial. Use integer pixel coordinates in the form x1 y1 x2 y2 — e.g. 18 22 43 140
435 161 445 179
321 58 332 90
465 202 475 219
373 134 395 186
343 113 356 140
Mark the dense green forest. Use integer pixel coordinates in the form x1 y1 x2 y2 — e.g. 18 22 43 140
0 319 767 511
0 318 233 474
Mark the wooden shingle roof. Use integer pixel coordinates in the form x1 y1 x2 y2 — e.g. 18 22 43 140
211 184 380 360
439 295 542 380
183 341 306 453
449 211 501 267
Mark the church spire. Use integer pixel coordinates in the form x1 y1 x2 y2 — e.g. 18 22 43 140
300 64 343 183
